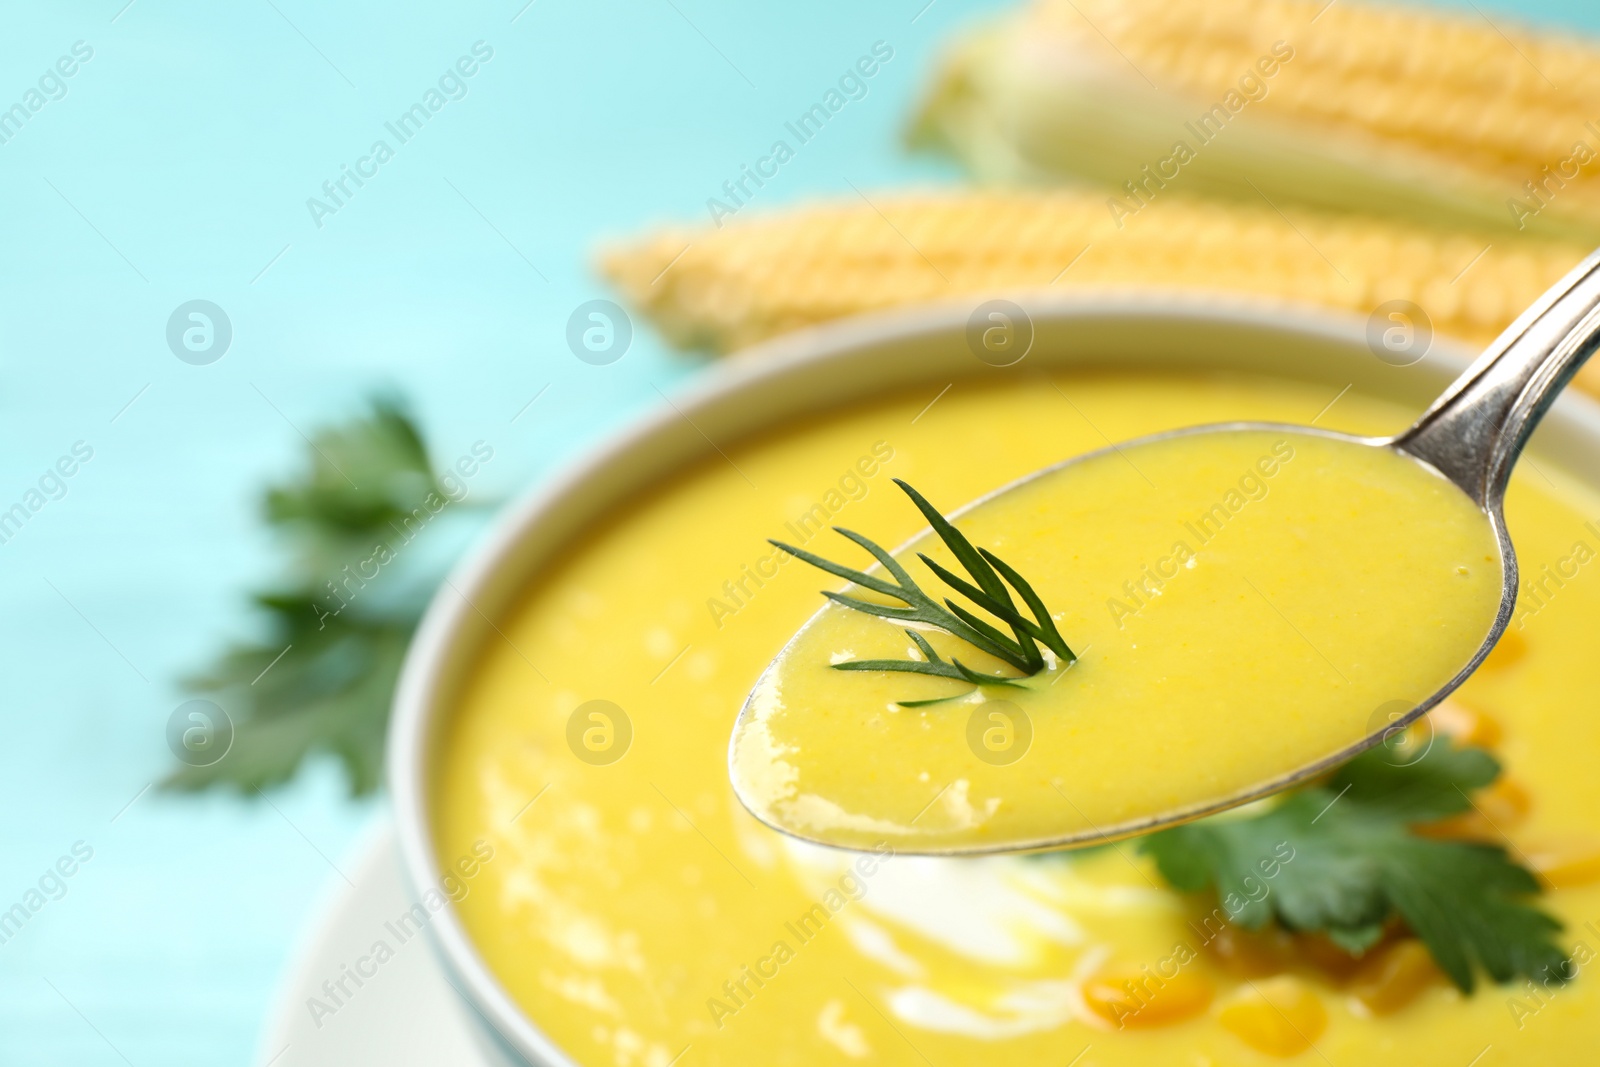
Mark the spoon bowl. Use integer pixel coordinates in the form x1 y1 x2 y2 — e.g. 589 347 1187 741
729 248 1600 856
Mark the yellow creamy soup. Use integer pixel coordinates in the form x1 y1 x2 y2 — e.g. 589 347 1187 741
731 428 1503 852
434 373 1600 1066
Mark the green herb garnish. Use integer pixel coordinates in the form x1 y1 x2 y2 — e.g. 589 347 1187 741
773 479 1075 703
1141 739 1571 993
164 398 491 795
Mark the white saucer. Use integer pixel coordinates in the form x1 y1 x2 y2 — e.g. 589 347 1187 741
256 822 496 1067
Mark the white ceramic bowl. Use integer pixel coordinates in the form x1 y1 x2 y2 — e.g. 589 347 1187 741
386 293 1600 1066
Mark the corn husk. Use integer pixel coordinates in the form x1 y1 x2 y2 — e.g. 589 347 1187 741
910 0 1600 242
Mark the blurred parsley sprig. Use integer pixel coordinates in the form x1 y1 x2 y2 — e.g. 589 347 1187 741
163 397 492 795
1137 739 1569 994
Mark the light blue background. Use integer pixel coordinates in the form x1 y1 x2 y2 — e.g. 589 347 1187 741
0 0 1593 1063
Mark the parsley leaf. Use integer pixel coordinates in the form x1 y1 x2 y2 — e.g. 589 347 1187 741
1140 740 1570 993
163 398 489 796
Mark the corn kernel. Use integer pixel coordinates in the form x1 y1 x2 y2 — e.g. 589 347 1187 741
1527 839 1600 889
1481 629 1528 671
1217 977 1329 1057
1419 775 1532 841
1082 968 1213 1029
1427 700 1503 748
1293 932 1369 983
1482 777 1534 823
1349 940 1442 1015
1204 926 1293 978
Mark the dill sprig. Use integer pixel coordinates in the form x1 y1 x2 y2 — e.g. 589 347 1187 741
772 479 1075 702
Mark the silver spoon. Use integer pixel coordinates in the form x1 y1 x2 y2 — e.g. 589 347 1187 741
731 247 1600 856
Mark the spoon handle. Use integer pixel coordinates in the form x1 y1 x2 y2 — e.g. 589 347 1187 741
1396 246 1600 506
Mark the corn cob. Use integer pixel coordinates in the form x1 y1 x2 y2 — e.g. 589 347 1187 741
600 189 1589 372
910 0 1600 241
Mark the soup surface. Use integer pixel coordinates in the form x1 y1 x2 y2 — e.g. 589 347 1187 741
434 371 1600 1065
731 427 1503 852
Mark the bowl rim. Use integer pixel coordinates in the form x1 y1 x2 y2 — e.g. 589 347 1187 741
385 292 1600 1066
